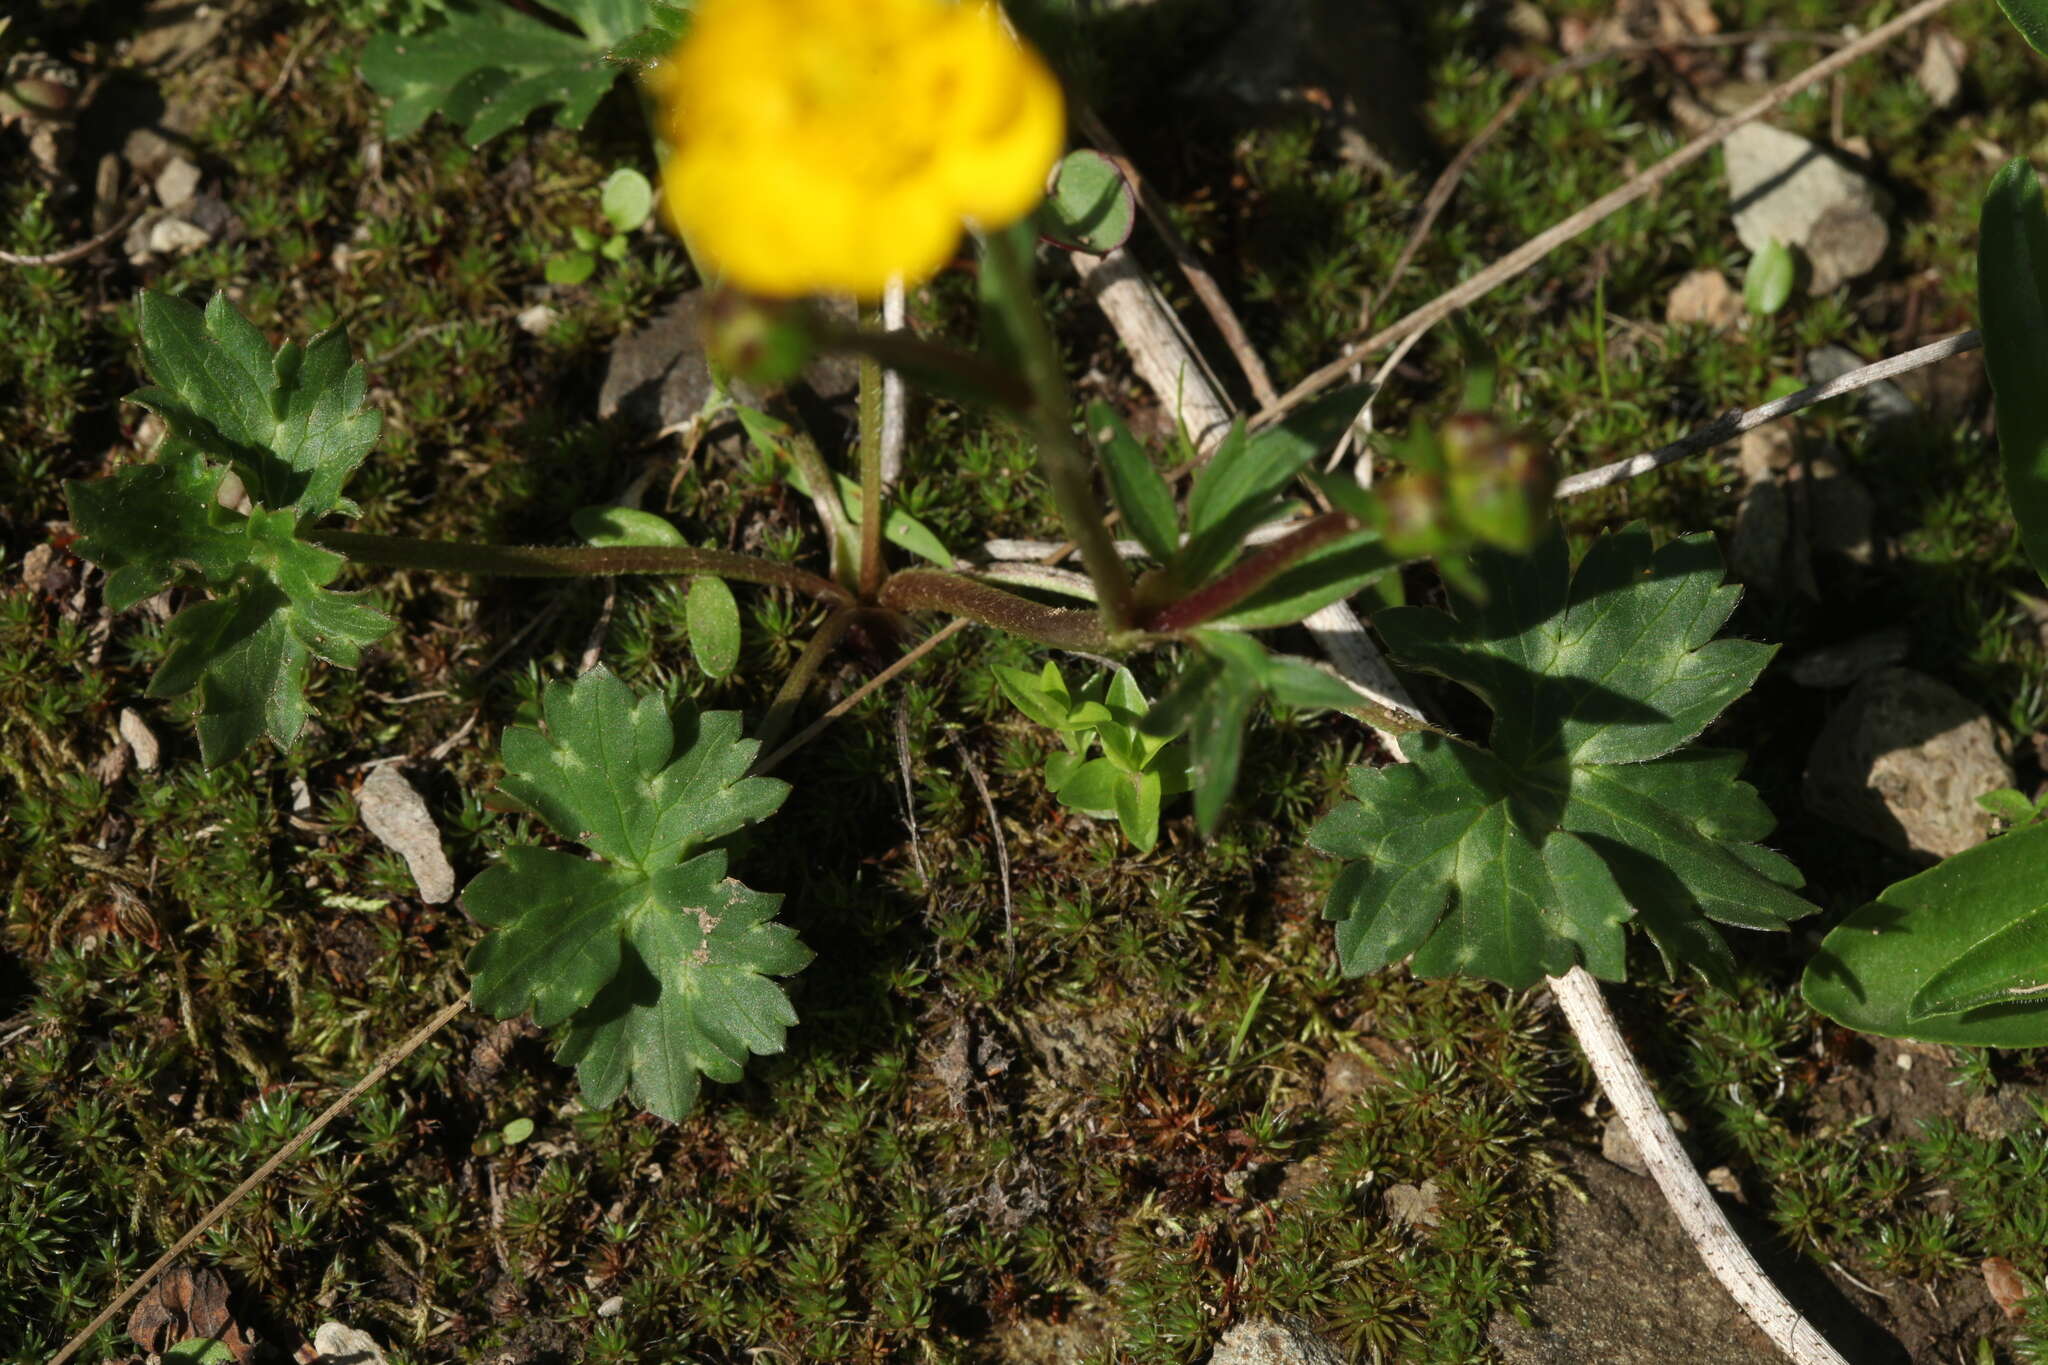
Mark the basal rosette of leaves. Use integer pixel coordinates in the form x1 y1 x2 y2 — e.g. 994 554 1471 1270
463 667 810 1121
1310 527 1815 990
65 293 392 765
646 0 1065 297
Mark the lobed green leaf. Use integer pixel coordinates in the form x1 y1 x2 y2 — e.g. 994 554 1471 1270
1312 526 1808 990
463 667 806 1120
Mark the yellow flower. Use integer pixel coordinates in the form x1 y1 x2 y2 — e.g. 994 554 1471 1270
647 0 1065 300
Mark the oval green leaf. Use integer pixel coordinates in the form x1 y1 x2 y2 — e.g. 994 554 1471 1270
1997 0 2048 56
601 167 654 234
1034 149 1136 255
1980 157 2048 588
572 505 688 547
1744 238 1796 317
1802 821 2048 1047
686 576 741 679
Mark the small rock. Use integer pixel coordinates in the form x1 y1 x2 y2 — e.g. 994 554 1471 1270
1600 1114 1647 1177
118 708 160 772
123 125 181 179
1917 29 1967 110
596 1295 625 1319
516 303 559 336
1804 668 2014 860
126 0 231 70
1984 1257 2037 1321
357 763 456 903
20 541 67 595
1705 1166 1746 1203
1736 426 1794 485
154 156 201 209
1207 1317 1349 1365
1807 345 1917 427
1317 1050 1380 1111
312 1321 388 1365
1785 626 1910 689
1962 1090 2038 1142
1665 268 1743 332
1724 122 1889 294
147 215 210 256
1726 477 1790 592
1384 1179 1442 1227
1795 455 1878 566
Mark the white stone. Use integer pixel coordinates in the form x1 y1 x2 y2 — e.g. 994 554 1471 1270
1724 122 1888 294
147 216 211 256
358 763 457 903
154 156 201 209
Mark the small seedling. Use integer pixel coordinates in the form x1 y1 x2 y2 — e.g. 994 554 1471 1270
547 169 655 285
996 660 1189 852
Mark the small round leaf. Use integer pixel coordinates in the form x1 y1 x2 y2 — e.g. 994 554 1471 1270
686 576 741 678
572 505 688 547
601 168 655 234
501 1116 535 1144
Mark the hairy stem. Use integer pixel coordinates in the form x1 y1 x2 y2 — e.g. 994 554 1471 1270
1142 512 1379 633
312 530 853 604
858 304 887 599
979 228 1136 631
879 569 1112 651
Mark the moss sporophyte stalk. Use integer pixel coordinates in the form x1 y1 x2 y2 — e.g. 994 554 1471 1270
647 0 1065 298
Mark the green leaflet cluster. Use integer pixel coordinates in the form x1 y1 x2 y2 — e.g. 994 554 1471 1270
66 293 392 764
997 661 1189 852
1311 527 1815 990
463 667 809 1120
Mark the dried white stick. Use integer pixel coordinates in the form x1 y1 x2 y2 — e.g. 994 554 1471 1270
880 277 909 489
1073 250 1236 455
1555 329 1981 498
1549 967 1851 1365
1082 204 1847 1365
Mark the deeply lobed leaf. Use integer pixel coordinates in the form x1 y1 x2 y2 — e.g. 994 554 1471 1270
362 0 659 145
463 668 807 1120
130 292 378 521
1311 526 1810 990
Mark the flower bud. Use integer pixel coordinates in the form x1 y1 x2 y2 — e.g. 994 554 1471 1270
703 290 818 390
1373 473 1449 558
1440 413 1553 552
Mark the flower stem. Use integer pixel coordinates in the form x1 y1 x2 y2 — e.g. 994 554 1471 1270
311 530 853 605
978 226 1136 632
858 302 887 599
879 568 1112 651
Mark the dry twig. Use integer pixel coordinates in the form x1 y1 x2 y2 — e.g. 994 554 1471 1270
1258 0 1962 427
